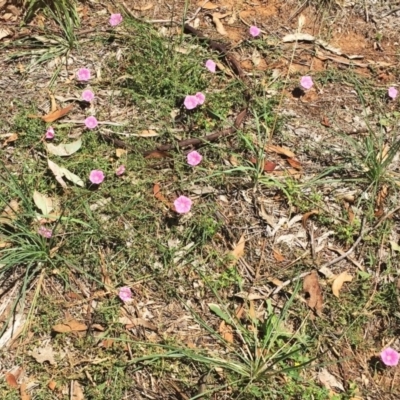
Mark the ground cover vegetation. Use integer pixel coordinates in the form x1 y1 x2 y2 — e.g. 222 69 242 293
0 0 400 398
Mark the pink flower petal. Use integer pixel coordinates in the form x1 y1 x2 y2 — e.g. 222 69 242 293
89 170 105 184
116 165 125 176
381 348 400 366
195 92 205 105
85 116 98 129
118 286 132 302
187 150 202 166
38 226 52 238
174 195 192 214
109 13 123 27
205 59 216 73
82 89 95 102
45 126 55 139
184 95 198 110
300 76 313 90
76 68 91 81
249 26 261 37
388 86 398 100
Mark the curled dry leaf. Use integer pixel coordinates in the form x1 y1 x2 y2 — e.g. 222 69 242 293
301 210 319 229
286 158 302 170
303 271 323 316
41 103 73 123
1 133 18 147
212 13 227 35
265 144 295 158
332 271 353 298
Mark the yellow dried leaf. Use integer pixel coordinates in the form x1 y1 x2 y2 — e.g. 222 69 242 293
228 235 245 266
332 271 353 297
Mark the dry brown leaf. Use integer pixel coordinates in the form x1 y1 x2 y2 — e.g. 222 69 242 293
0 199 19 225
0 27 13 40
248 300 256 321
212 14 227 35
302 210 319 228
145 150 171 158
133 130 158 137
2 133 18 147
41 104 73 123
272 248 285 262
303 271 323 316
265 144 295 158
5 372 18 388
332 271 353 298
229 235 245 265
20 382 30 400
286 158 302 170
153 183 174 211
133 3 153 11
219 320 233 343
48 380 57 390
52 319 88 333
375 184 388 218
121 317 157 331
198 0 219 9
31 345 56 365
115 148 127 158
318 368 344 392
321 115 331 127
72 380 85 400
248 157 276 172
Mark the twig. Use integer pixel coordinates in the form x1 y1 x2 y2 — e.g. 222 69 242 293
317 217 366 275
143 108 248 155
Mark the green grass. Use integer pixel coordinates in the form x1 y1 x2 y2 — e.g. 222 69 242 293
2 4 400 399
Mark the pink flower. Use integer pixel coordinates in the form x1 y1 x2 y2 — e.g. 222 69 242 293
195 92 205 105
381 348 400 366
116 165 125 176
249 26 261 37
82 89 95 102
118 286 132 302
76 68 91 81
89 170 105 184
38 226 52 238
184 95 198 110
174 195 192 214
205 59 216 73
45 126 55 139
187 150 202 166
109 13 123 27
85 116 98 129
300 76 314 90
388 87 398 100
